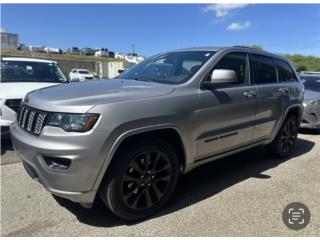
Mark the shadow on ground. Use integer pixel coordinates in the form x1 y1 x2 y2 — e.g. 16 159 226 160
1 138 13 156
299 128 320 135
53 137 315 227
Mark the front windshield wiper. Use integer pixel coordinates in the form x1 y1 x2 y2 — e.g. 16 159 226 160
125 77 152 82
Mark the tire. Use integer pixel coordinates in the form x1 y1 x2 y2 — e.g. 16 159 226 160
99 139 179 221
266 115 299 158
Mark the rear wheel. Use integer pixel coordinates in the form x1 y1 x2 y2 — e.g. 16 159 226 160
266 115 299 158
99 139 179 221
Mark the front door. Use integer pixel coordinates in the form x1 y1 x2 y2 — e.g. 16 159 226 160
196 52 257 161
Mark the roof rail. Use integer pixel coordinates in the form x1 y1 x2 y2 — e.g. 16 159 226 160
232 45 264 51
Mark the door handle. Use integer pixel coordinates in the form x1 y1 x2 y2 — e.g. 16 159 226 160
278 87 289 93
243 91 257 97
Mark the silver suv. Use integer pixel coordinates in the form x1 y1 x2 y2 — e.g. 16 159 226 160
11 47 304 220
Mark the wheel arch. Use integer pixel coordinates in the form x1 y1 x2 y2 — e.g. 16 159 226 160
92 125 187 192
272 104 303 140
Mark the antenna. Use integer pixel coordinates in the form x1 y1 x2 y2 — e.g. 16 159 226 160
132 44 135 55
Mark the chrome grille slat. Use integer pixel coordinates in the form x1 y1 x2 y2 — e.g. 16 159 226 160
18 104 48 136
18 105 25 125
26 111 36 131
21 108 29 128
34 113 47 135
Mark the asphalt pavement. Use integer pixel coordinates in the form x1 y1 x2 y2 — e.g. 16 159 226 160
1 130 320 236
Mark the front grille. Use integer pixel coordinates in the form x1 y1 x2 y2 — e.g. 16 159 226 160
18 104 49 136
5 99 22 113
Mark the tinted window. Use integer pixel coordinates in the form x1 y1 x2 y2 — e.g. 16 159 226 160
207 52 249 84
253 54 277 84
1 61 67 83
79 70 89 74
300 75 320 91
275 59 297 82
119 51 215 84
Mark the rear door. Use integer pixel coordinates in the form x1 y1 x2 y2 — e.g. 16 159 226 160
196 52 257 160
251 54 284 140
274 58 300 111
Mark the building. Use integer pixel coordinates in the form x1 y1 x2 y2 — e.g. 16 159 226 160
96 61 125 79
1 28 19 50
124 53 145 64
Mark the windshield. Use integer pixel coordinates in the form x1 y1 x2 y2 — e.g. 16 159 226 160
300 75 320 91
0 60 68 83
118 51 216 84
79 70 90 74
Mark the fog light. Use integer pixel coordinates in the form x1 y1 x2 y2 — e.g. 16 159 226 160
43 156 71 170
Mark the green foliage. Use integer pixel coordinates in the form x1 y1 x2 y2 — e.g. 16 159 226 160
242 45 320 72
245 45 263 50
282 54 320 72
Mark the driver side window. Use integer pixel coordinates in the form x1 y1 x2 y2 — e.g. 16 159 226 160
206 52 249 84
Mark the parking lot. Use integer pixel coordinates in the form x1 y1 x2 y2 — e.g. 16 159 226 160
1 130 320 237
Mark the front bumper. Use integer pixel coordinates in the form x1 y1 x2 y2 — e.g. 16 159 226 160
301 103 320 129
10 121 111 206
1 99 17 135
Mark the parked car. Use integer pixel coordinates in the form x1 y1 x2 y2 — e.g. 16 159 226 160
125 53 145 64
115 52 125 60
69 68 94 81
11 47 304 221
300 73 320 92
95 48 108 57
299 74 320 129
17 43 30 51
66 47 80 55
45 47 63 54
81 48 95 56
29 45 46 53
108 51 115 58
0 57 68 137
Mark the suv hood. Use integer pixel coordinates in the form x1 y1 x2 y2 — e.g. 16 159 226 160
0 82 59 99
25 79 175 113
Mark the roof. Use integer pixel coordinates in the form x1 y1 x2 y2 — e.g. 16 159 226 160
1 57 57 63
170 47 223 52
170 46 287 61
72 68 90 71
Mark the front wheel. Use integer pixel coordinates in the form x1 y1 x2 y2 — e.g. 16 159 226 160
266 115 299 158
99 140 179 221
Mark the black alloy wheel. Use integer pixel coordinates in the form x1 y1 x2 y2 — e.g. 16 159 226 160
120 150 172 210
99 139 179 221
280 119 298 154
266 115 299 158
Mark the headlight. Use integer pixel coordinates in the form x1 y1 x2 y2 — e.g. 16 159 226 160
47 113 99 132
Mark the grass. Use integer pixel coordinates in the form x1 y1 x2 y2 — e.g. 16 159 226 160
1 50 122 63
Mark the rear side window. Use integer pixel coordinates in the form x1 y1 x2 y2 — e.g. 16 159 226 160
275 59 297 82
253 54 277 84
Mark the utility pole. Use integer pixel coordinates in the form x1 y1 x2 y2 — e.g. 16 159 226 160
132 44 135 55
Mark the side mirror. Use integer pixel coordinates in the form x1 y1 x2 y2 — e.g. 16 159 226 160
211 69 238 84
118 69 125 74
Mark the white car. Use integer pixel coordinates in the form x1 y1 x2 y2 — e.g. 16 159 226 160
94 48 108 57
29 45 46 53
0 57 68 137
69 69 95 81
44 47 63 54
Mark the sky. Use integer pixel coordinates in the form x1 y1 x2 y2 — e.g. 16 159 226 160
1 4 320 56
